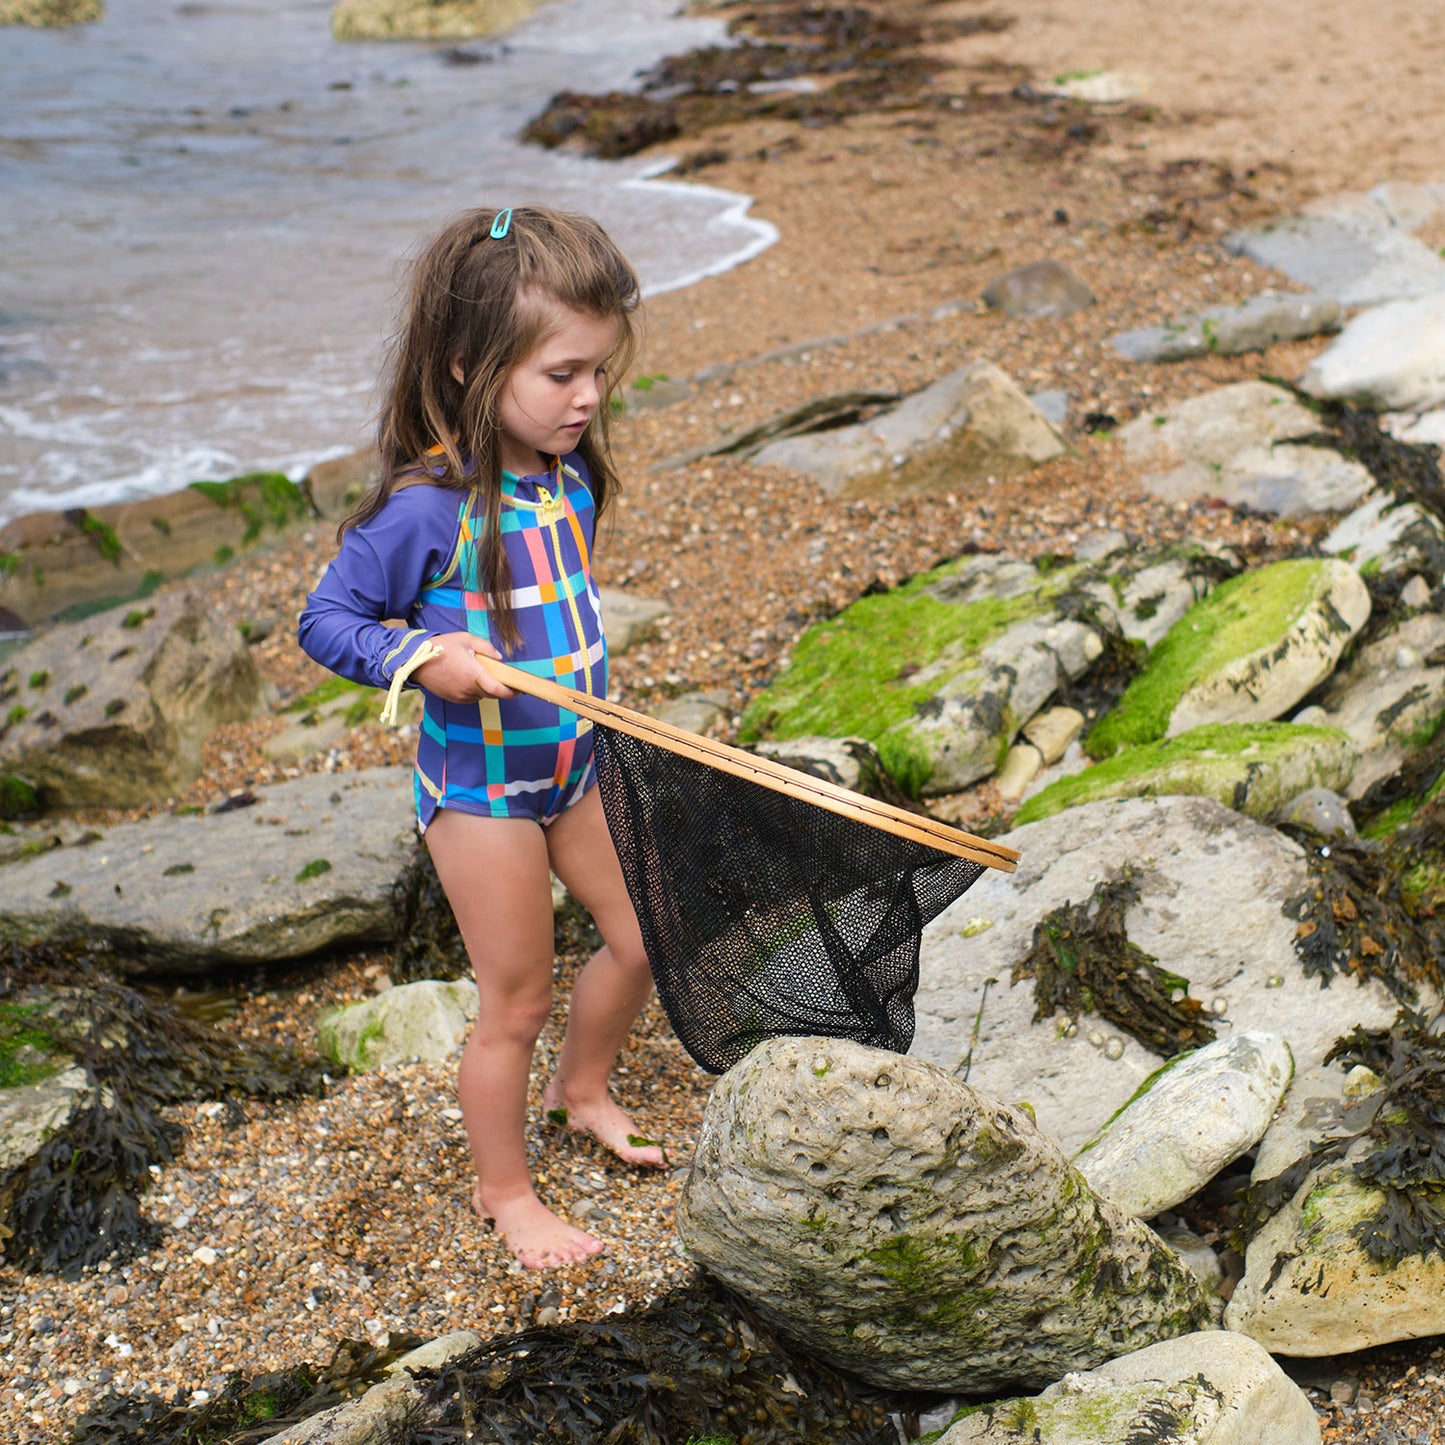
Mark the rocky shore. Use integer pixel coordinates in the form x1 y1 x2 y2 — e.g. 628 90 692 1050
6 1 1445 1442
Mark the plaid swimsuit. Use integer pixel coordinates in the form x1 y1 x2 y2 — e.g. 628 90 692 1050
298 453 606 830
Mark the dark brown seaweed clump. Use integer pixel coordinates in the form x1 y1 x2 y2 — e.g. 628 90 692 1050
1011 868 1217 1057
68 1334 423 1445
522 2 1013 159
407 1275 907 1445
0 942 328 1278
1281 829 1444 1006
1237 1012 1445 1268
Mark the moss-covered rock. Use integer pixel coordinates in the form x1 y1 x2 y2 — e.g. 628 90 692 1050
0 0 100 26
1016 722 1357 826
331 0 539 41
318 979 478 1071
1086 559 1370 759
741 557 1099 795
677 1036 1215 1394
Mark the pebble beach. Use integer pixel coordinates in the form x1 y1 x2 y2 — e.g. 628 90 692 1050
6 0 1445 1440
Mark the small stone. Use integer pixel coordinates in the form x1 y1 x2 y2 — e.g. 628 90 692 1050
535 1306 560 1326
1400 574 1433 610
981 259 1095 318
191 1246 219 1266
1102 1037 1124 1061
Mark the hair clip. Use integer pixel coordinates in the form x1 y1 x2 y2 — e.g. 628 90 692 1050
489 209 512 240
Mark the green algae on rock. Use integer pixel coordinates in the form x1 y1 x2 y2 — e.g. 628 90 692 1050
1086 558 1370 759
740 556 1091 796
1016 721 1358 826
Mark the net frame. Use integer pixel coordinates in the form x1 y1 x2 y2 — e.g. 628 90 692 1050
479 658 1019 1070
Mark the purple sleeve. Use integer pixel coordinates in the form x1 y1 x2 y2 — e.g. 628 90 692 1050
296 487 457 691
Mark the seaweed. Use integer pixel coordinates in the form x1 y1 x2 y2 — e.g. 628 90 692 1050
0 942 328 1278
69 1333 422 1445
1280 828 1444 1005
1011 869 1216 1057
405 1275 906 1445
1237 1013 1445 1268
522 2 1012 159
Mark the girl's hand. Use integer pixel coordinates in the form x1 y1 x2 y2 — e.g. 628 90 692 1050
412 632 516 701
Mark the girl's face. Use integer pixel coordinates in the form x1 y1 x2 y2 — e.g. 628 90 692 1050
495 304 620 476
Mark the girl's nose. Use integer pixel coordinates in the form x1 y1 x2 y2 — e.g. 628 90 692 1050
575 374 600 410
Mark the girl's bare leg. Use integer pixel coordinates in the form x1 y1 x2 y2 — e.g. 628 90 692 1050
541 787 666 1168
426 807 605 1268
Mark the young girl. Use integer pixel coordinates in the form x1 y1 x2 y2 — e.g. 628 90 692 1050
298 205 664 1269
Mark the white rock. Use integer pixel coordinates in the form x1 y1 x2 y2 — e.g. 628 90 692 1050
1073 1032 1294 1220
938 1330 1320 1444
1301 292 1445 412
317 979 479 1071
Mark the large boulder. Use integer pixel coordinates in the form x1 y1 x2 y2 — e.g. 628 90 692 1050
912 796 1406 1154
0 767 417 974
937 1331 1320 1444
740 556 1102 795
752 361 1070 500
1015 722 1358 826
676 1036 1215 1395
1085 558 1370 759
1116 381 1374 519
0 590 265 808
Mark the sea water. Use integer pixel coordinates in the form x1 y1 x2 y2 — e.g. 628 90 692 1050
0 0 776 525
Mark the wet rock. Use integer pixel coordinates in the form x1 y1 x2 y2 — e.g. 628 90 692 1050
1250 1061 1361 1185
1087 558 1370 757
1300 292 1445 413
753 361 1070 500
937 1330 1321 1444
1316 611 1445 798
303 448 380 522
675 1035 1215 1394
1111 293 1341 364
656 690 728 735
981 259 1095 318
1073 1032 1293 1220
0 767 417 974
912 796 1402 1154
1016 722 1358 826
1117 381 1374 518
317 980 478 1071
1275 787 1356 841
1228 191 1445 307
601 587 670 653
332 0 539 42
0 590 265 808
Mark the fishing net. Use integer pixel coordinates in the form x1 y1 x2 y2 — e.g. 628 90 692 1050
465 656 1018 1075
593 726 994 1073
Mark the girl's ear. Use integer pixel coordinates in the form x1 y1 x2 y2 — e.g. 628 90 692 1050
450 356 466 386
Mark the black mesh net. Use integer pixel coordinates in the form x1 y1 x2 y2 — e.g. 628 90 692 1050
593 726 988 1074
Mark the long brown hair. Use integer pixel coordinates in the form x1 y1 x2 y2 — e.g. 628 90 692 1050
346 205 641 649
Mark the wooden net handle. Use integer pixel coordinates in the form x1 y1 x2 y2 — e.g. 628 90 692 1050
478 656 1019 872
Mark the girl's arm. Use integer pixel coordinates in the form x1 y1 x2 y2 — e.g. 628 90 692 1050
297 491 512 703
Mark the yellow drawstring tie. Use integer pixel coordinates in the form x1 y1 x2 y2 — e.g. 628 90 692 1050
379 639 444 727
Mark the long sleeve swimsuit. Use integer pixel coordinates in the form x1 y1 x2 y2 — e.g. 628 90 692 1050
297 453 606 831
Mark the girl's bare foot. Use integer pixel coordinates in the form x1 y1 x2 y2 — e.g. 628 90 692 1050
540 1079 668 1169
473 1186 605 1269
